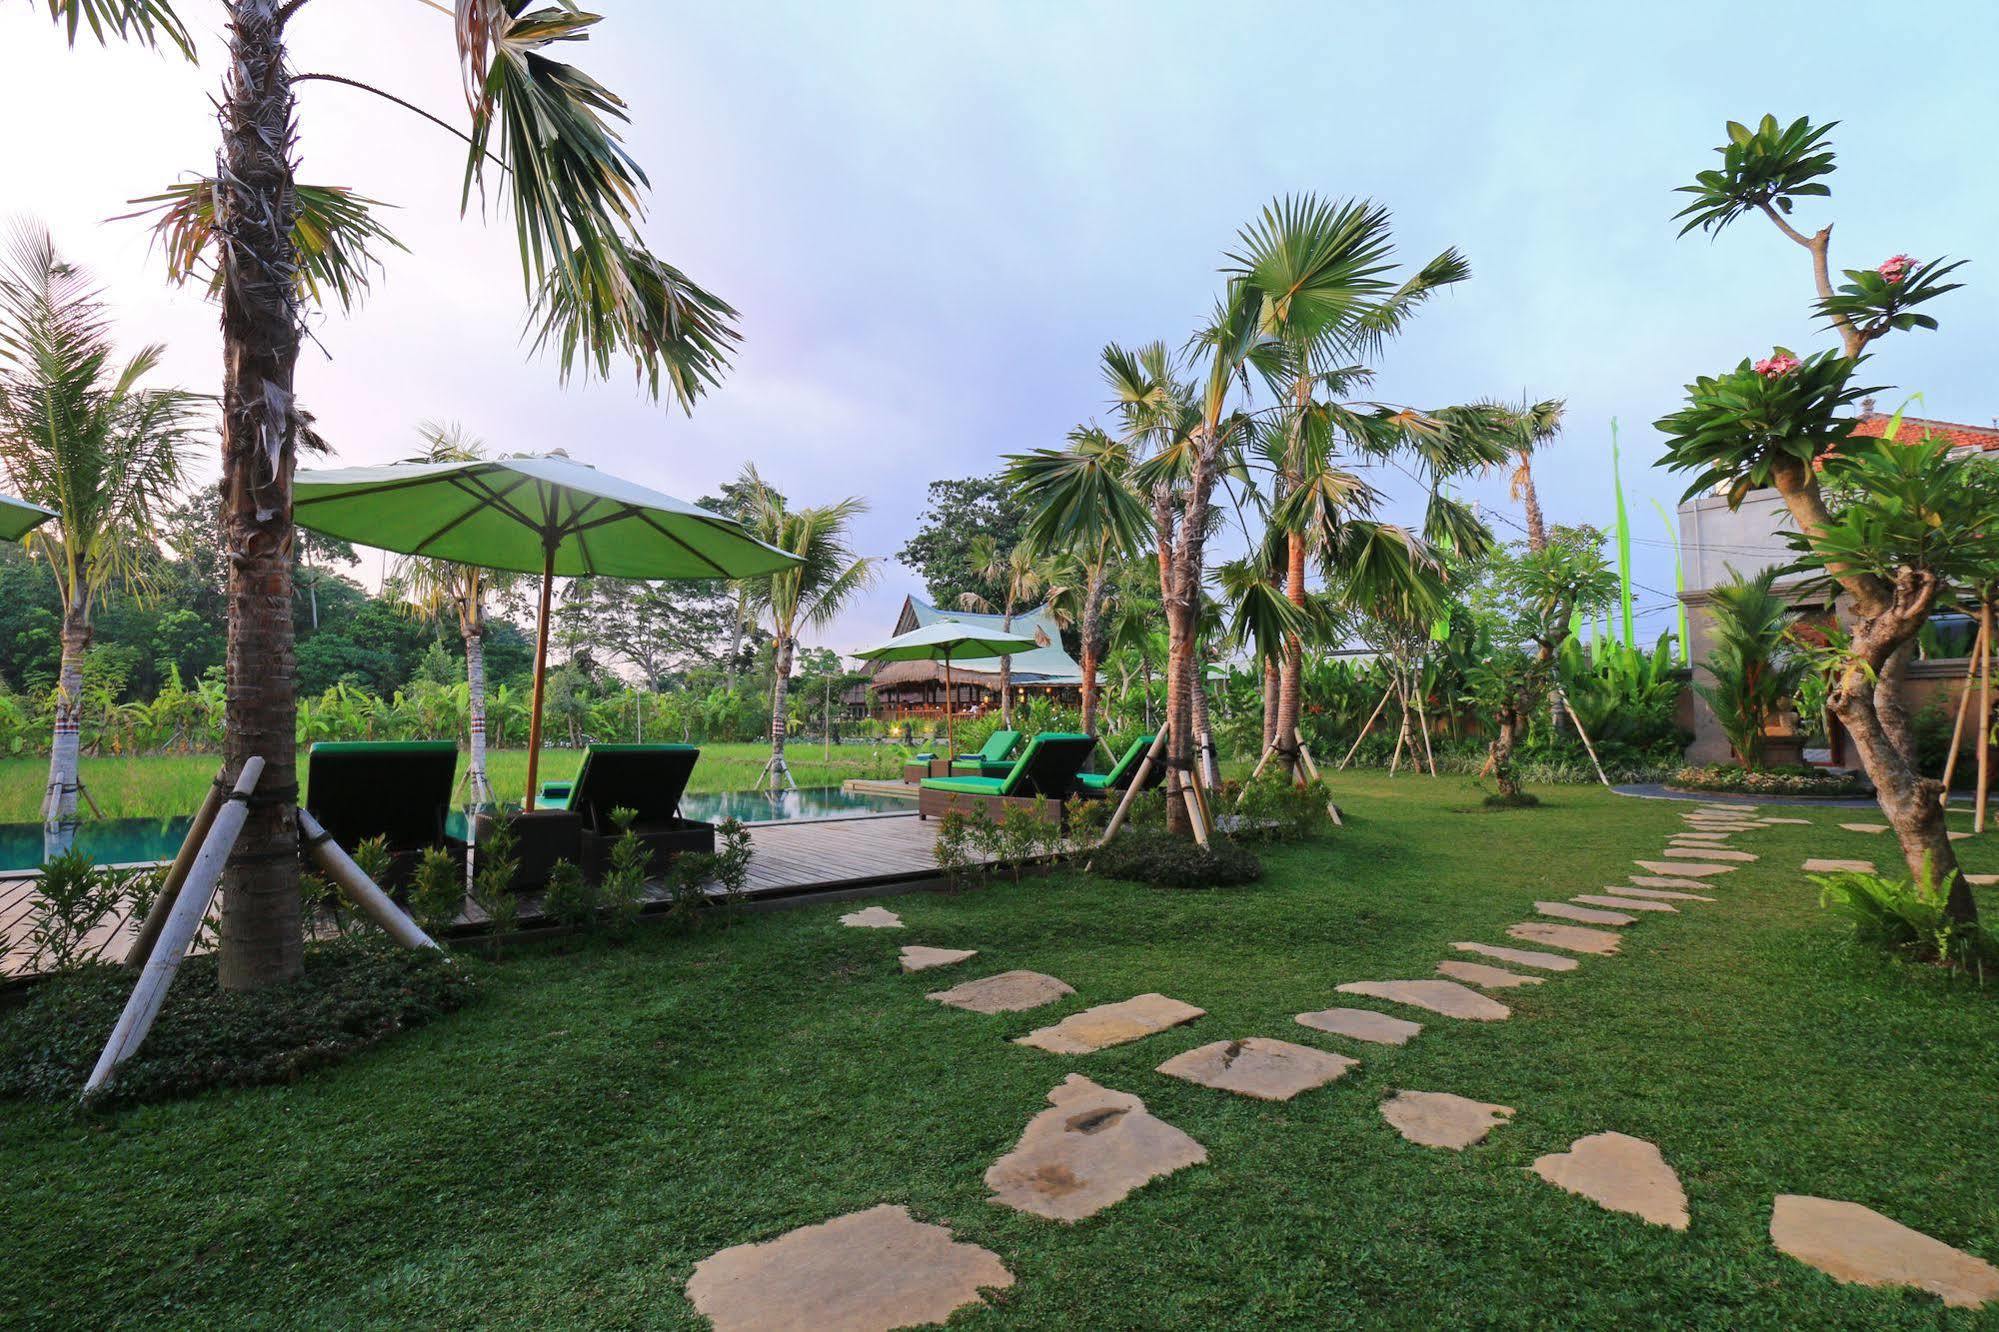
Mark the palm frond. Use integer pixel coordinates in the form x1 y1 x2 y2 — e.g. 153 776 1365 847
39 0 192 58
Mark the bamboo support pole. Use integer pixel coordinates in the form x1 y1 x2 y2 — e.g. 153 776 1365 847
124 768 226 967
1938 618 1985 807
1295 744 1342 825
1978 600 1993 834
1414 681 1439 776
298 810 442 952
1559 695 1614 789
1096 728 1170 848
83 757 263 1103
1339 681 1398 770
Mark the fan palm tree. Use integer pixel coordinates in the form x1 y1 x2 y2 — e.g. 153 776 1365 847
737 466 877 790
1492 397 1565 552
956 534 1054 727
32 2 738 987
0 224 204 857
386 422 518 810
1693 567 1807 769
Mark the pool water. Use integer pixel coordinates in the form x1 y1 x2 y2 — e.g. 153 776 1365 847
0 788 908 873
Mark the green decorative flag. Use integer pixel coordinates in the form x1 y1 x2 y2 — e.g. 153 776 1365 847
1611 418 1635 646
1650 498 1689 664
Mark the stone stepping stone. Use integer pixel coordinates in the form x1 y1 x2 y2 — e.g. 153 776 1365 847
1436 959 1546 989
1156 1037 1357 1101
927 970 1074 1014
1015 993 1204 1054
1968 874 1998 887
1803 858 1875 874
1761 816 1811 825
1606 885 1714 902
1335 979 1509 1021
1294 1006 1423 1045
1636 860 1735 878
1662 847 1758 863
1770 1195 1999 1309
839 906 903 929
1949 830 1974 841
1508 921 1621 955
1841 822 1889 834
685 1203 1013 1331
1536 900 1635 926
1673 831 1733 841
1531 1132 1689 1230
1630 874 1718 891
985 1074 1206 1221
900 945 977 973
1574 894 1678 913
1450 941 1580 972
1380 1089 1514 1150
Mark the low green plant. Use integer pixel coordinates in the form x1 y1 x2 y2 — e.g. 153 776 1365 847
933 810 977 888
1089 828 1262 889
1670 763 1867 798
996 804 1046 882
1065 794 1112 848
710 818 754 912
601 807 651 937
541 857 597 933
406 846 465 940
470 817 521 959
1813 868 1998 977
1230 775 1335 842
26 851 157 974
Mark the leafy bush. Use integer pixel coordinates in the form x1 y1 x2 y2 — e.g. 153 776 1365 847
1091 828 1262 889
24 851 160 974
406 846 465 939
541 857 597 933
1225 775 1335 842
469 817 520 959
1813 869 1998 977
600 807 651 938
0 937 475 1107
933 810 978 888
709 818 755 909
1670 763 1868 797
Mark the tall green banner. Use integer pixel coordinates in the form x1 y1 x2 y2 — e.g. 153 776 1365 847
1611 418 1635 646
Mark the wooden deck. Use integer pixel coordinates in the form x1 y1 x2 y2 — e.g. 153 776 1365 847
1 813 957 981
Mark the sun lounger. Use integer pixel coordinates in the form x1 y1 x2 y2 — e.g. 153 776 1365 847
1075 733 1162 795
949 729 1023 778
919 732 1095 824
540 743 715 877
303 740 465 888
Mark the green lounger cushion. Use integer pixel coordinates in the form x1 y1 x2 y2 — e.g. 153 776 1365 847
1076 733 1158 792
921 732 1096 800
920 775 1009 795
538 780 575 808
950 728 1022 776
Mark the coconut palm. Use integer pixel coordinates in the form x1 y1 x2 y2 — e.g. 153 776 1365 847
0 224 204 856
956 534 1053 727
32 1 738 987
386 422 519 810
1493 398 1564 551
737 467 877 790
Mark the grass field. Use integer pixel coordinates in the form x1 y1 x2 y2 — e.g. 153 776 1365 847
4 775 1997 1327
0 744 912 823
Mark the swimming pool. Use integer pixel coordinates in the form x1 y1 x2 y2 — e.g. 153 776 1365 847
0 787 911 873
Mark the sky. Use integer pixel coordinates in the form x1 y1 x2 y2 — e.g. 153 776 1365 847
1 1 1993 661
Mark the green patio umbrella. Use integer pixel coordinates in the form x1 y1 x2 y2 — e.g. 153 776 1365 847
0 493 56 542
294 453 801 807
852 620 1038 754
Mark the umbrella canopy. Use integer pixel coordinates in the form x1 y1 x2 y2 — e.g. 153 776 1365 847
853 621 1038 752
295 453 800 806
0 493 56 542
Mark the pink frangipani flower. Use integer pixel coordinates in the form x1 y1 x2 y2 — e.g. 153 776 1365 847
1877 254 1916 283
1753 353 1801 378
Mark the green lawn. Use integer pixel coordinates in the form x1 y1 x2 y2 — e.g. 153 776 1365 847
5 775 1998 1328
0 743 910 823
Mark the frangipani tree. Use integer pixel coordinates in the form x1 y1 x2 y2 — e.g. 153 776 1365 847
1661 113 1975 911
0 225 204 856
31 1 738 988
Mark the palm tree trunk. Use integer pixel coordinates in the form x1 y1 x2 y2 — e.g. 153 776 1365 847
463 619 492 809
1262 658 1279 752
1190 657 1215 786
1517 451 1547 552
1276 532 1307 780
215 0 305 990
725 589 746 691
1078 567 1104 737
998 609 1015 726
42 608 90 858
768 634 794 788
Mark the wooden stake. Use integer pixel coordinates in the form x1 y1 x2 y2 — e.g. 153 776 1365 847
1938 618 1984 807
1339 681 1398 770
1978 600 1993 834
124 768 226 967
299 810 441 952
1097 728 1170 848
83 757 262 1103
1558 694 1614 789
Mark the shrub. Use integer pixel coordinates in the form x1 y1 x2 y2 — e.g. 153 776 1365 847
1228 775 1335 842
1670 763 1868 798
933 811 978 888
1064 794 1112 848
1813 869 1998 977
541 857 597 933
0 937 476 1107
996 805 1048 881
1090 829 1262 889
601 807 651 938
406 846 465 939
469 817 520 959
25 851 159 974
710 818 755 911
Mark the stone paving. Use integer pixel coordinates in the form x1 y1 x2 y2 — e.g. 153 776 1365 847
1015 993 1205 1054
1156 1037 1357 1101
1294 1006 1424 1044
1803 858 1875 874
1435 959 1546 989
1770 1195 1999 1308
1535 900 1635 926
926 970 1074 1013
985 1075 1207 1221
1449 940 1579 971
900 946 977 973
1507 921 1621 954
838 906 903 929
1335 978 1510 1021
1531 1132 1689 1230
1380 1089 1514 1150
1573 893 1677 913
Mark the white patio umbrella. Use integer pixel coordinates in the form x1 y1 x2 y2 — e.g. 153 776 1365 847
852 620 1038 754
295 453 800 806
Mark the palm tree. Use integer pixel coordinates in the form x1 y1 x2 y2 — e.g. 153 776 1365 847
1693 567 1806 769
738 467 877 790
956 534 1053 727
32 2 738 988
0 224 204 857
387 422 517 810
1494 397 1564 552
1006 424 1151 737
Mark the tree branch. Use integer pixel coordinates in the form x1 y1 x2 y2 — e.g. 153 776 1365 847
292 73 509 174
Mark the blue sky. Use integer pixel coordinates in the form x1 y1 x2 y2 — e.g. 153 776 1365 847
1 1 1992 656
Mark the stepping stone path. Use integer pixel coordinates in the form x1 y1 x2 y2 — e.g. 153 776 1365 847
1663 847 1758 863
840 906 903 929
1531 1132 1689 1230
1450 941 1580 972
1673 831 1733 841
1536 900 1635 926
1841 822 1889 834
1636 860 1734 878
1761 817 1811 825
684 1203 1012 1332
1380 1089 1514 1150
900 946 976 973
1606 885 1713 901
1770 1195 1999 1309
1015 994 1204 1054
1294 1007 1423 1045
927 970 1074 1014
1156 1038 1357 1101
1803 858 1875 874
985 1075 1206 1221
1335 979 1510 1021
1436 959 1546 989
1573 894 1677 913
1508 921 1621 955
1630 874 1718 891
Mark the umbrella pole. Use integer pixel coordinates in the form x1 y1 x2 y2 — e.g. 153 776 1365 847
944 649 954 756
523 543 556 810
